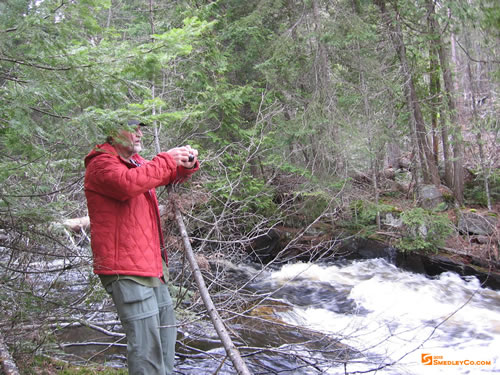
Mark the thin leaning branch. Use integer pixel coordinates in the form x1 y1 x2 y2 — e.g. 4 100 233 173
29 106 71 120
174 206 252 375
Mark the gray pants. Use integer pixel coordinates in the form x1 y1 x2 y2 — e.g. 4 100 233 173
107 279 177 375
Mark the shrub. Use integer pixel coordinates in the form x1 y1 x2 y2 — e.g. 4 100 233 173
344 200 399 235
398 207 454 252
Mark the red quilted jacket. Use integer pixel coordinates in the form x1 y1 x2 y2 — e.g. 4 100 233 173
84 143 198 277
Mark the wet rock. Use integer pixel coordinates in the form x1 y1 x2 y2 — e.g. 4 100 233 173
176 301 359 373
246 229 282 263
246 226 500 290
333 237 500 290
337 237 397 261
246 227 340 264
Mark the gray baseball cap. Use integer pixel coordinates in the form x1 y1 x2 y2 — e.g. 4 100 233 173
127 119 147 126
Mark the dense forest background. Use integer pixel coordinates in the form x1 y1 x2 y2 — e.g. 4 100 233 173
1 0 499 373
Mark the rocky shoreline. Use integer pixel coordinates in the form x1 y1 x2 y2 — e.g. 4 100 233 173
247 229 500 291
337 237 500 290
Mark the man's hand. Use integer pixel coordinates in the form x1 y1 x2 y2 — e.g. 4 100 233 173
166 145 198 168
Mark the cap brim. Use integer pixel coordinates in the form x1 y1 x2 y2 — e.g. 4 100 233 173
128 119 147 126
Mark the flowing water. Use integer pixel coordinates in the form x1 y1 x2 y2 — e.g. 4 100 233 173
35 255 499 374
244 258 499 374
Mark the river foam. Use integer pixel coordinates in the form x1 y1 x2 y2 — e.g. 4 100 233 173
269 258 499 374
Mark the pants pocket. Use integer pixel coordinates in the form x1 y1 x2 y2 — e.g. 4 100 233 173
111 279 158 322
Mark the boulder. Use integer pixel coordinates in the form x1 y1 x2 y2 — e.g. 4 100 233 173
382 212 403 228
416 184 445 210
458 212 497 236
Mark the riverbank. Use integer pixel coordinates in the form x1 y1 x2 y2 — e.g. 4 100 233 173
338 237 500 290
244 200 500 290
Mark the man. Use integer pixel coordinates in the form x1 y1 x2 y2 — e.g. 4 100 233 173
84 120 199 374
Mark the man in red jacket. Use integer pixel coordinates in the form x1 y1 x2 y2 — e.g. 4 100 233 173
84 120 198 375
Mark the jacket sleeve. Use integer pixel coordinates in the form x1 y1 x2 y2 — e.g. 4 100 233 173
174 160 200 184
85 153 178 201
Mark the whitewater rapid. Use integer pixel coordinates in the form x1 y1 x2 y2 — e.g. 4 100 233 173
269 258 499 374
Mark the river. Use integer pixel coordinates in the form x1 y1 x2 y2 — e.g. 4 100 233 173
45 254 499 374
252 258 499 374
176 257 499 374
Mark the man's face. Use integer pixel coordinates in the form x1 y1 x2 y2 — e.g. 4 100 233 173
113 126 143 158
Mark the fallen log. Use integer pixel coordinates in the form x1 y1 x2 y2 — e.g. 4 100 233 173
62 216 90 232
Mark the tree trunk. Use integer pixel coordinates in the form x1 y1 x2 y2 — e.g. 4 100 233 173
439 112 454 188
426 0 454 188
465 37 492 210
428 35 440 166
428 4 464 203
311 0 340 174
375 0 440 186
312 0 330 101
372 156 381 230
360 64 381 229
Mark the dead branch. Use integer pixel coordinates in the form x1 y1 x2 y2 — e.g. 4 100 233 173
60 342 126 348
174 207 252 375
